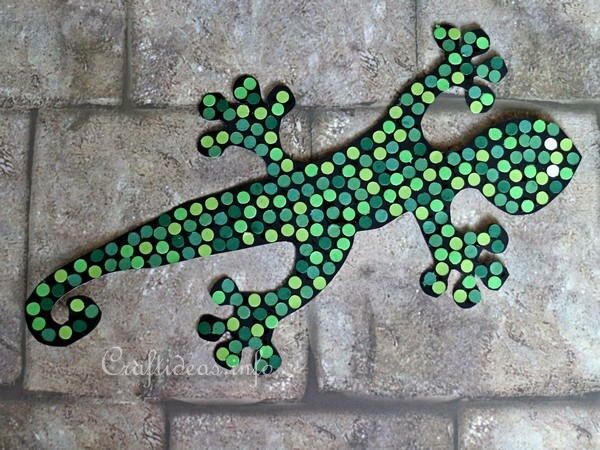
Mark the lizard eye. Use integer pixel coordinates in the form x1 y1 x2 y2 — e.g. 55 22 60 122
547 164 559 178
544 137 558 150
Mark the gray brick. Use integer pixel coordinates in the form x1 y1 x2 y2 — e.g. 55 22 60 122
0 399 164 449
0 1 124 108
130 0 416 107
311 105 600 398
171 411 453 449
25 109 309 401
416 0 600 101
460 404 600 449
0 111 29 384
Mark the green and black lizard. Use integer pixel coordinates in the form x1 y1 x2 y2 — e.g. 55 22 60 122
25 24 581 374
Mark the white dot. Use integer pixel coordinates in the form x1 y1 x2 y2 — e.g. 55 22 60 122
547 164 559 177
545 138 557 150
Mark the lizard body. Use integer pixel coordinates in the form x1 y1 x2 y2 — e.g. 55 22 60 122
25 24 581 374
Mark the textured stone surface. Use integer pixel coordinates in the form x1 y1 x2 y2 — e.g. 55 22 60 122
0 112 29 384
460 404 600 449
311 104 600 398
171 411 453 449
130 0 416 107
0 1 124 107
417 0 600 101
25 109 310 401
0 399 163 449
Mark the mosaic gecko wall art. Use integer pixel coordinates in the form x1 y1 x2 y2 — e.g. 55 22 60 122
25 24 581 375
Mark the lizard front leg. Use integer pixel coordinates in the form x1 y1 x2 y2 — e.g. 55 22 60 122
197 231 353 374
197 75 297 175
415 199 509 308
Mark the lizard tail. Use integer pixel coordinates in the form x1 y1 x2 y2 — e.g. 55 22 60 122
25 257 104 346
26 191 265 346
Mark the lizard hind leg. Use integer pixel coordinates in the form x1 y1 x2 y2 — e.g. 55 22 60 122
197 236 351 374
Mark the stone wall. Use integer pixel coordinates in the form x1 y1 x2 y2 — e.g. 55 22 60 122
0 1 598 448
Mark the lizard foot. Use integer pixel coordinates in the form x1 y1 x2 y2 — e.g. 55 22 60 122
420 222 509 308
197 276 282 375
197 75 296 166
432 23 508 114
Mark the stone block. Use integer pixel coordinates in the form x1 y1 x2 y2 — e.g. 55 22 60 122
0 1 125 107
131 0 416 107
0 399 164 449
171 411 453 449
460 403 600 449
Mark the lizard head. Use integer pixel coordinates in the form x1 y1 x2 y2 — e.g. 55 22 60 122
472 118 581 215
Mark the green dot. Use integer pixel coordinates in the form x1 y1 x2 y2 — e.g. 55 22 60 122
166 251 180 263
131 256 145 269
73 259 88 273
259 345 274 359
41 329 56 342
476 36 489 49
120 245 134 258
85 304 99 319
73 320 87 333
488 276 502 290
26 302 41 316
265 315 279 329
35 283 50 297
226 354 240 368
521 199 535 213
434 26 447 40
31 316 46 330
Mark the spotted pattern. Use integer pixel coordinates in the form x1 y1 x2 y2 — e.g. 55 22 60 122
25 24 581 375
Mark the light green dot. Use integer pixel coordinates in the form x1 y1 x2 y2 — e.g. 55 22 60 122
227 317 240 331
70 298 85 312
54 269 68 283
470 101 483 114
205 197 219 210
88 265 102 279
389 106 403 119
168 223 181 235
59 325 73 340
288 295 302 309
216 347 229 361
448 27 461 40
276 90 290 103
